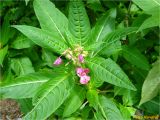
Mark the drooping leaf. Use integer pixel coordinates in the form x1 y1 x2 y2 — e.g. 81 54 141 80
122 46 150 70
0 45 8 66
140 58 160 105
63 85 86 117
13 25 68 54
11 57 35 76
0 71 55 99
98 96 123 120
11 35 34 49
24 74 72 120
33 0 68 42
68 1 91 45
86 57 136 90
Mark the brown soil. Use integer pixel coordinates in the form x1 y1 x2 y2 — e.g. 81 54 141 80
0 99 21 120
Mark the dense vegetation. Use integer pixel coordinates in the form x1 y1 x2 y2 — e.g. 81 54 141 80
0 0 159 119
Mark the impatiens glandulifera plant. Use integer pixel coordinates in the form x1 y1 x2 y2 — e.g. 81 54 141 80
0 0 142 119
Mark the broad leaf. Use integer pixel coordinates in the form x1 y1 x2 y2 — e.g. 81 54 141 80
63 86 86 117
11 35 34 49
122 46 150 70
93 27 138 56
138 14 160 31
13 25 68 54
0 45 8 65
34 0 68 42
132 0 160 15
24 74 72 120
11 57 35 76
105 27 138 44
98 96 123 120
86 57 136 90
140 58 160 105
68 1 91 45
100 41 121 57
90 8 116 44
0 71 55 99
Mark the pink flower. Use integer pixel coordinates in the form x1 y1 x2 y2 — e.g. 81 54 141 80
76 67 90 77
76 67 91 84
76 68 84 77
80 75 90 84
78 54 84 63
53 57 62 65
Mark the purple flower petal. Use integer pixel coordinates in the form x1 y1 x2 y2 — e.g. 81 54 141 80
80 75 90 84
78 54 84 63
53 57 62 65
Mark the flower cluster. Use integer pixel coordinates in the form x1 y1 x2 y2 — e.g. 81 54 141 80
53 45 90 84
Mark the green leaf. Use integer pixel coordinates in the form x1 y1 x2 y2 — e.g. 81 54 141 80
140 96 160 114
11 35 34 49
1 15 10 46
13 25 68 54
140 58 160 105
86 57 136 90
17 99 33 114
87 0 104 12
138 14 160 31
93 27 138 56
105 27 138 44
132 0 160 15
98 96 123 120
63 85 86 117
89 74 104 88
90 8 116 44
33 0 68 43
122 46 150 70
68 1 91 45
25 0 30 5
87 89 99 109
24 74 72 120
0 71 55 99
100 41 121 57
119 105 136 120
11 57 35 76
0 45 8 65
41 49 56 67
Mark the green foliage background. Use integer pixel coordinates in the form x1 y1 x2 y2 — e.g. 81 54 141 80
0 0 159 119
